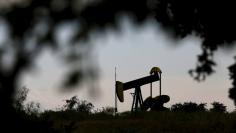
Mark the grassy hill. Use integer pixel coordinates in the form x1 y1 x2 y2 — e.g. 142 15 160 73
41 111 236 133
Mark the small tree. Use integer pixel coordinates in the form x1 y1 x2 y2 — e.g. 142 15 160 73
100 106 116 115
210 102 227 113
63 96 94 114
25 101 41 116
64 96 79 111
171 103 184 112
171 102 207 112
76 100 94 113
14 86 29 111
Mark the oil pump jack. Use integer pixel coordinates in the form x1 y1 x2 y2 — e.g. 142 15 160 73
115 67 170 112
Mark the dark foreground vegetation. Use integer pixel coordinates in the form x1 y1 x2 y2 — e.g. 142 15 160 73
69 112 236 133
14 88 236 133
1 1 236 132
16 106 236 133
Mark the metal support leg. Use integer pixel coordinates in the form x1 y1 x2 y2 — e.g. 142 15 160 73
131 86 144 112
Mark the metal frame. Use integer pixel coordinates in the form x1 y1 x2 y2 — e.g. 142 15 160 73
131 86 144 112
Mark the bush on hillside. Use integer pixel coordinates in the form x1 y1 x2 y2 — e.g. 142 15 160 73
171 102 207 112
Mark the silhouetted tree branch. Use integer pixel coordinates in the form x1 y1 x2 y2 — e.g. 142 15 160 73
0 0 236 131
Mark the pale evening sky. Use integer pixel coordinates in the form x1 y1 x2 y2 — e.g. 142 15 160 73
20 17 236 112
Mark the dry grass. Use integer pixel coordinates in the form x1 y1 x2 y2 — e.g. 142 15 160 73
49 111 236 133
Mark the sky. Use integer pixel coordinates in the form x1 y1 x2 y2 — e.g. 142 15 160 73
20 17 236 112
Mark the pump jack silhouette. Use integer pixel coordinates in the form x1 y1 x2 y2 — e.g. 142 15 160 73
116 67 170 112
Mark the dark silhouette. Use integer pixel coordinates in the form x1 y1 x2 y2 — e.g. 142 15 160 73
64 96 80 111
229 58 236 105
10 98 234 133
142 95 170 111
1 0 236 131
14 86 29 111
80 0 236 105
99 106 116 115
150 95 170 111
116 67 170 112
171 102 207 112
210 102 227 113
4 87 236 133
63 96 94 114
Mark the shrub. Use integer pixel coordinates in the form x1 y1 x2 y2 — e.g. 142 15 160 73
99 106 116 115
14 86 29 111
171 102 207 112
63 96 94 114
210 102 227 113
